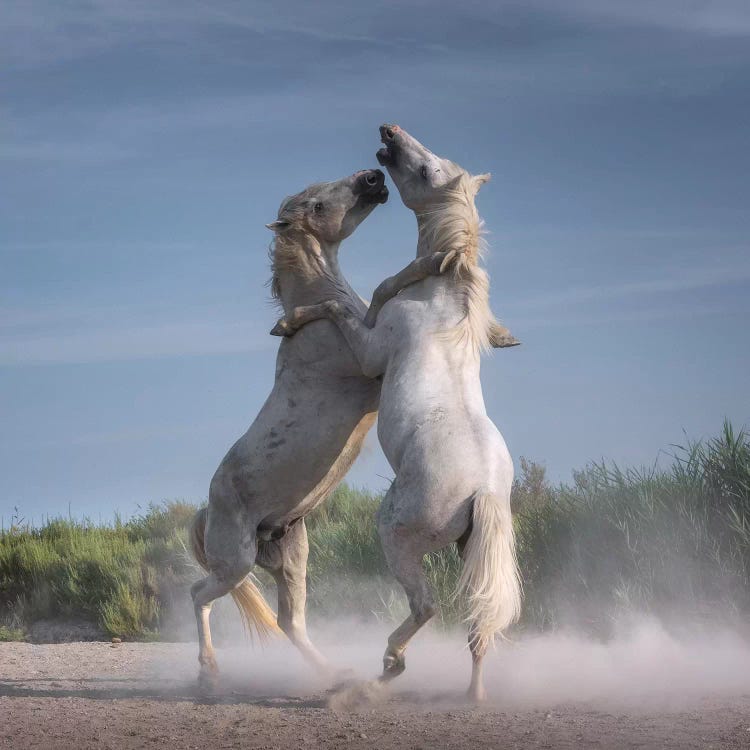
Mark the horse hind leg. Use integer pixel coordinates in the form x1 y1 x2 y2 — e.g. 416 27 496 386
466 622 488 702
256 519 329 673
191 570 250 689
379 523 436 681
189 509 256 689
456 532 488 702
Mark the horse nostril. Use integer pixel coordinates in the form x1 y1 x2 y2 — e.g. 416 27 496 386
385 128 395 140
365 173 378 185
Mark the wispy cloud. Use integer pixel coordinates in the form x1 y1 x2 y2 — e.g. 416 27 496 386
5 0 749 72
0 318 272 366
507 258 750 313
5 254 747 364
548 0 750 37
1 0 445 69
24 418 242 450
516 301 734 331
0 141 135 163
5 1 747 168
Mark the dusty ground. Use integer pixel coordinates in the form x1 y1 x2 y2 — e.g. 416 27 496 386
2 630 750 749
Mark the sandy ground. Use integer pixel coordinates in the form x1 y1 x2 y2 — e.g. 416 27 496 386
2 627 750 749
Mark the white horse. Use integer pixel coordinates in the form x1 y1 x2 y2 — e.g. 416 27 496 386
189 169 484 688
279 125 522 701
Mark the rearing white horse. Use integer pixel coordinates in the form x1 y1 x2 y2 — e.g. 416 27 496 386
279 125 522 702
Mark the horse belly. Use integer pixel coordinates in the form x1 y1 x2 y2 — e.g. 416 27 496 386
214 377 378 526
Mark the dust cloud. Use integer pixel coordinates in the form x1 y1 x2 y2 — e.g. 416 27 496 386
156 616 750 710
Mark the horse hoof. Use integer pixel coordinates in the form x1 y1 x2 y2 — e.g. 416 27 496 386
494 335 521 348
270 321 291 337
382 653 406 680
467 685 487 704
197 665 220 694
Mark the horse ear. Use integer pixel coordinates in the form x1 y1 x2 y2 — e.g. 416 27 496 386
265 219 290 232
473 173 491 193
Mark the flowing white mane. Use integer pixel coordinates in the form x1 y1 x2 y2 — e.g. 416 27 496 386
417 172 507 353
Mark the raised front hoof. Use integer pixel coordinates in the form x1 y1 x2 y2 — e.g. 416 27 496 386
381 652 406 681
493 335 521 349
270 320 293 337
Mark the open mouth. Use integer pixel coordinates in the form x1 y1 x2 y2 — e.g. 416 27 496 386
363 184 389 204
376 146 395 168
377 124 399 168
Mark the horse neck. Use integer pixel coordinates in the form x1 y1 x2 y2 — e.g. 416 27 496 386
274 236 356 316
414 194 480 261
415 213 435 258
415 195 494 353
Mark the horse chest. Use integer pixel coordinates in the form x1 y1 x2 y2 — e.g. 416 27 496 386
378 284 462 348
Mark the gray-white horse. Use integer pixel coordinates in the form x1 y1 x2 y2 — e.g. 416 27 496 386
189 169 469 688
279 126 522 701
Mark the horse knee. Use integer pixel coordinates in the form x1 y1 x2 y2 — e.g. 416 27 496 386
191 559 254 611
414 602 436 625
191 578 211 608
403 581 436 625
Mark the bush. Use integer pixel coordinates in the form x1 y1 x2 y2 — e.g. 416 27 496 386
1 423 748 640
516 420 750 634
0 503 198 639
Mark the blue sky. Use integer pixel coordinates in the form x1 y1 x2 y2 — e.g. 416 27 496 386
2 0 749 522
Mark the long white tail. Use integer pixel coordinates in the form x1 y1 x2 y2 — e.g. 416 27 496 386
457 490 522 652
189 508 281 640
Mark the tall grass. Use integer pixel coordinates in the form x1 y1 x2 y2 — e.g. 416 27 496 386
0 503 196 639
515 420 750 634
304 485 463 627
1 422 748 640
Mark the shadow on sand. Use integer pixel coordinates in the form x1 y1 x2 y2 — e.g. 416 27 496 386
0 675 331 708
0 673 466 712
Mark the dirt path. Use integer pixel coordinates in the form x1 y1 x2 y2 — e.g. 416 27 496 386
1 635 750 749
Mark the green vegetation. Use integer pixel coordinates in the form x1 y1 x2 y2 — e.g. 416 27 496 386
0 503 196 639
515 421 750 634
1 422 748 640
0 625 25 642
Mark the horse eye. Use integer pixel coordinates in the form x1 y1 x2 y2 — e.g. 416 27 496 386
314 202 324 213
420 165 429 180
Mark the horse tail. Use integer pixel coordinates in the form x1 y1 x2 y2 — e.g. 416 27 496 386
189 507 281 640
457 489 522 652
189 507 211 570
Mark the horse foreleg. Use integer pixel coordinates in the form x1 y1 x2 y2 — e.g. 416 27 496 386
270 303 330 337
364 251 451 327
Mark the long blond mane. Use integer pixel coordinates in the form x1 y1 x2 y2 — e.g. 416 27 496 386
417 172 506 353
268 234 309 302
267 185 335 304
